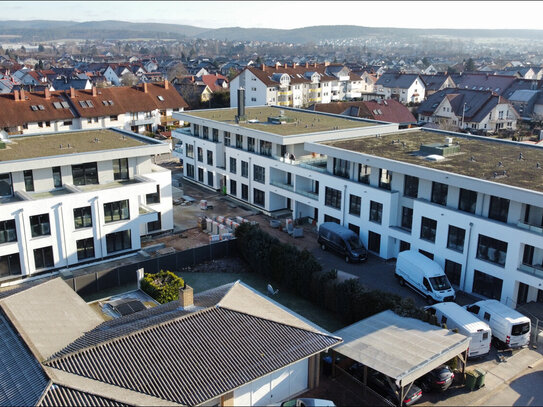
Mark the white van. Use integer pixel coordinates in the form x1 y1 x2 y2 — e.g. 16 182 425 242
465 300 531 348
395 250 456 303
426 302 491 358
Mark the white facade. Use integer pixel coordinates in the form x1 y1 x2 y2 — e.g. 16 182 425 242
173 107 543 310
376 77 426 104
0 129 173 280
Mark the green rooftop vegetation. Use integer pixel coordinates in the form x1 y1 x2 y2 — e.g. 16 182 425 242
0 129 146 162
184 106 375 136
323 130 543 193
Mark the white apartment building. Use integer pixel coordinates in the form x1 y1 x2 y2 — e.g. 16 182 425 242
375 73 425 104
173 106 543 309
0 128 173 280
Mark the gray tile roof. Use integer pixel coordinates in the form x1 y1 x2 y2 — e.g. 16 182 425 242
375 73 421 89
450 73 516 95
39 384 130 407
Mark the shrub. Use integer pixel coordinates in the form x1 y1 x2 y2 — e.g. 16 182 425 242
140 270 184 304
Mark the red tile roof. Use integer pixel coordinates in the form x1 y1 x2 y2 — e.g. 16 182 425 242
199 74 228 92
311 99 416 124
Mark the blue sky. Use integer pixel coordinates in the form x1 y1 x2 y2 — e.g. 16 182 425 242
3 1 543 30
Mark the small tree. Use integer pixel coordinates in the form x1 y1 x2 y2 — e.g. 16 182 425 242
167 63 188 81
121 72 139 87
38 44 45 52
465 58 475 72
140 270 184 304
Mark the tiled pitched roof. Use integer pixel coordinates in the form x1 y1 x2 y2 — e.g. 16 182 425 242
450 73 516 95
199 74 228 92
311 99 416 124
420 74 454 91
375 73 421 89
39 384 130 407
242 64 339 87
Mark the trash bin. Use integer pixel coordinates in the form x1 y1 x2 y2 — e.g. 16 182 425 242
474 368 486 389
322 356 332 376
465 370 479 391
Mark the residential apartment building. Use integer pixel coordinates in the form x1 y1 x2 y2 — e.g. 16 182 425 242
375 73 426 104
0 128 173 280
173 106 543 309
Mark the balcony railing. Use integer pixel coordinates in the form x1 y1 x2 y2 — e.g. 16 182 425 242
517 220 543 235
132 117 155 126
518 263 543 279
296 189 319 200
270 180 294 192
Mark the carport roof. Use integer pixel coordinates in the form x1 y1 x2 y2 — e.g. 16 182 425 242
333 310 470 386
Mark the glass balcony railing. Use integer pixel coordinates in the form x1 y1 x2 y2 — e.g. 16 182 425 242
270 180 294 192
518 263 543 279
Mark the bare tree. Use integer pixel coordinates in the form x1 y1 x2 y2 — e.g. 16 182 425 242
121 72 139 87
167 63 189 81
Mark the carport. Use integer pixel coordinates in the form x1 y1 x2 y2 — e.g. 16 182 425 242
331 310 470 407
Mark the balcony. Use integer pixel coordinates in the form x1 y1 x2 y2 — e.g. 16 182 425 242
295 189 319 200
132 117 155 126
517 220 543 235
518 263 543 279
270 180 294 192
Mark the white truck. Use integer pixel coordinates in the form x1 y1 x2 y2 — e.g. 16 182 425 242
465 300 531 348
426 302 491 357
395 250 456 303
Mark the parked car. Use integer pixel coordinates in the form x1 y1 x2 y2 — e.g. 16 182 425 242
281 398 336 407
317 222 367 263
348 363 422 406
415 365 454 392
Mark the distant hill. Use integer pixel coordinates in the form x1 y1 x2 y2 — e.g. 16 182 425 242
0 20 542 43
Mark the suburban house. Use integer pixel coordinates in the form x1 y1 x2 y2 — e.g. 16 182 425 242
374 73 425 104
0 128 173 278
420 74 456 96
173 105 543 307
0 277 341 406
417 88 519 132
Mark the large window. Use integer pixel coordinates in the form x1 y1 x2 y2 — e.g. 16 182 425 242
198 167 204 182
378 168 391 190
349 194 361 216
472 270 503 300
333 158 350 179
193 123 199 136
444 260 462 286
76 238 95 261
325 187 342 209
207 150 213 166
106 230 132 254
369 201 383 224
260 140 272 156
202 126 209 139
458 188 477 214
254 188 265 207
113 158 128 180
0 173 12 196
241 184 248 201
241 161 248 178
230 157 237 174
247 137 255 152
447 225 465 252
197 147 203 162
224 131 231 146
72 162 98 185
30 214 50 237
403 175 419 198
431 182 448 206
477 235 507 266
146 185 160 204
368 231 381 253
324 214 341 224
0 220 17 244
401 207 413 230
147 213 162 232
230 179 237 196
212 128 219 142
103 200 130 223
186 144 194 158
52 166 62 188
0 253 20 277
488 196 510 223
186 163 194 178
34 246 54 269
73 206 92 229
236 134 243 149
24 170 34 192
358 164 371 184
253 165 265 183
420 216 437 242
207 171 214 187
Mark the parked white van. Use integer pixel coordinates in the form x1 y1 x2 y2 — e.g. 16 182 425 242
465 300 531 348
395 251 456 303
425 302 491 358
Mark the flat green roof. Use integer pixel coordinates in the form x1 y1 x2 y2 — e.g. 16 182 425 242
184 106 376 136
0 129 146 162
322 130 543 193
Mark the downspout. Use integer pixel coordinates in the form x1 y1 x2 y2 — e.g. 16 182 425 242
462 222 474 292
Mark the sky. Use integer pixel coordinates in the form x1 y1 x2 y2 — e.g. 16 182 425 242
3 1 543 30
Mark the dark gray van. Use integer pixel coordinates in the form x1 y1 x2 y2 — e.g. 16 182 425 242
317 222 367 263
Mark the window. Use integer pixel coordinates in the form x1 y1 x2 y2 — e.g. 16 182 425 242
0 173 12 196
0 220 17 244
207 150 213 166
113 158 128 180
369 201 383 224
63 120 72 126
241 184 248 201
224 131 231 146
186 163 194 179
333 158 350 179
458 188 477 214
24 170 34 192
254 188 265 207
445 260 462 286
378 168 391 190
401 207 413 230
403 175 419 198
197 147 203 162
0 253 21 277
198 167 204 182
186 144 194 158
472 270 503 300
146 185 160 204
52 167 62 188
477 235 507 266
399 240 411 252
324 214 341 224
34 246 54 269
230 179 237 196
349 195 361 216
248 137 255 152
207 171 214 187
103 200 130 223
348 223 360 235
325 187 342 209
30 214 50 237
193 124 199 136
431 182 448 206
76 238 95 261
241 161 248 178
368 231 381 253
110 115 118 121
202 126 209 140
419 249 434 260
230 157 237 174
212 128 219 142
72 162 98 185
236 134 243 149
253 165 265 183
260 140 272 156
488 196 510 223
106 230 132 254
73 206 92 229
147 213 162 232
447 225 465 252
420 216 437 242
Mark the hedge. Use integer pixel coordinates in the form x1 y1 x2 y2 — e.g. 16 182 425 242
140 270 185 304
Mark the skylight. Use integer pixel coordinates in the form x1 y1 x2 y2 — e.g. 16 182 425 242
157 96 164 101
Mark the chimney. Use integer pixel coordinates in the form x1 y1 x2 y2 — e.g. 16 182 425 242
325 61 330 67
70 87 75 99
44 87 51 100
92 86 97 97
179 284 194 308
143 82 148 93
314 62 317 68
20 88 26 100
13 89 20 101
305 62 309 68
164 80 169 90
261 64 266 72
275 62 280 69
